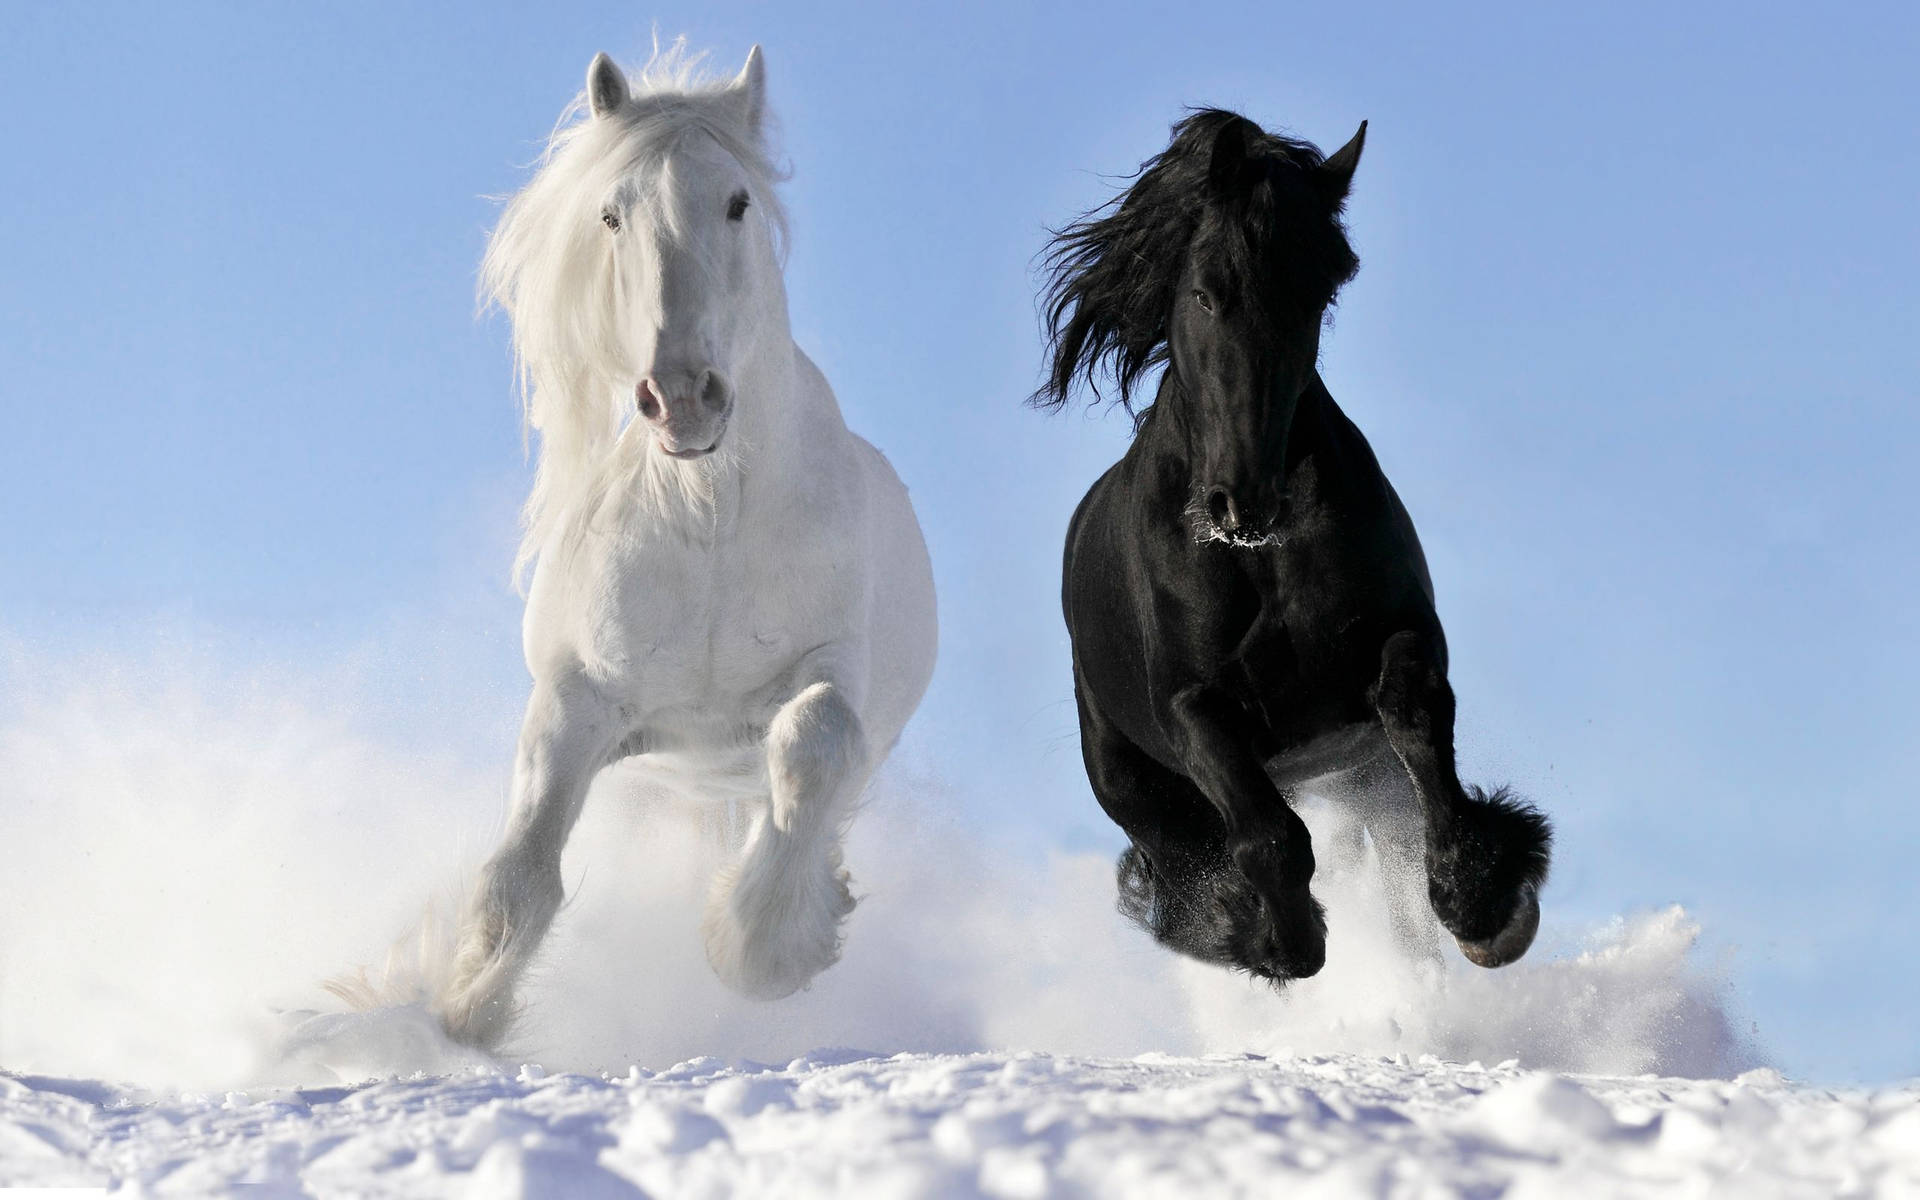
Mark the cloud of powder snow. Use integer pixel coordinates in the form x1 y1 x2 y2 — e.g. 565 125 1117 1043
0 650 1760 1090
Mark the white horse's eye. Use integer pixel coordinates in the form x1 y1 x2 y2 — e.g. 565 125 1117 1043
602 208 622 232
726 191 750 222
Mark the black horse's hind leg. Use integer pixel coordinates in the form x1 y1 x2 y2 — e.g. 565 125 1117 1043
1372 631 1552 968
1074 679 1326 980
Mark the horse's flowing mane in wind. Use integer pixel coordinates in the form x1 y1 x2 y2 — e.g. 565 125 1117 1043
1032 109 1360 418
482 41 792 584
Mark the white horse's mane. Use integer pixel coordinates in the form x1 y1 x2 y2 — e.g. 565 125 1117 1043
482 41 791 584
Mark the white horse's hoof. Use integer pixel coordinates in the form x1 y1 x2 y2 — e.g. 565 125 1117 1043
702 856 855 1000
279 1004 494 1081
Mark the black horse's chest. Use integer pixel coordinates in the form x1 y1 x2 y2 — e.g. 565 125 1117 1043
1207 527 1381 729
1065 389 1438 770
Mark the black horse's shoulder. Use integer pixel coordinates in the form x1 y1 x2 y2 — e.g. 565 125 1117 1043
1301 382 1438 607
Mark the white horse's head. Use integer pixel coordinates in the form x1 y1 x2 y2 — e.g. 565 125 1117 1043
484 44 790 574
585 48 783 459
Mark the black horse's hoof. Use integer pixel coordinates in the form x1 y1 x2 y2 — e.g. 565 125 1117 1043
1455 883 1539 968
1239 885 1328 981
1267 935 1328 980
1429 784 1552 960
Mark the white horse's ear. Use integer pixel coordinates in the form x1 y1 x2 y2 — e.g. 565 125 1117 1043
729 45 767 138
586 52 629 120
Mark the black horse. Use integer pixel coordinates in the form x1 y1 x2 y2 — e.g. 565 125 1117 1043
1034 110 1552 982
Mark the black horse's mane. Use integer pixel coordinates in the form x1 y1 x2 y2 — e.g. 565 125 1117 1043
1032 108 1361 415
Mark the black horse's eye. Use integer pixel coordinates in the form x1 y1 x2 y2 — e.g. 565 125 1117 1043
727 191 750 222
1192 289 1215 313
602 208 622 232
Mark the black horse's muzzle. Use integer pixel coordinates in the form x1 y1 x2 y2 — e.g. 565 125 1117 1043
1200 484 1286 547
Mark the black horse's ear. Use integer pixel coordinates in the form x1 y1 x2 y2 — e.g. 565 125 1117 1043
1206 118 1250 195
1316 120 1366 205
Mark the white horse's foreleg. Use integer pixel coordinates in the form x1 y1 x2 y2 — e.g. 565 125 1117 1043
440 675 616 1048
702 681 867 999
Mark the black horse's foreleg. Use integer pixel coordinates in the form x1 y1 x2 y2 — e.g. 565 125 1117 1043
1162 685 1327 979
1076 686 1229 956
1372 631 1552 968
1075 678 1324 979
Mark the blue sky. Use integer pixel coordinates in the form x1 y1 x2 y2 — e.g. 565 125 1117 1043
2 2 1916 1082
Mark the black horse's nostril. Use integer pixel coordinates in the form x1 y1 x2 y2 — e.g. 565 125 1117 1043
1207 488 1240 532
636 379 662 421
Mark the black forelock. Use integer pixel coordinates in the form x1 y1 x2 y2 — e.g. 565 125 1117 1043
1031 108 1360 415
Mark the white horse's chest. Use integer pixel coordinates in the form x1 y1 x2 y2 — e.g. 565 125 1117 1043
527 487 856 727
606 540 798 693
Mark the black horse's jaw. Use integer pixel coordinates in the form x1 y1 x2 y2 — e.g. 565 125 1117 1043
1195 517 1284 549
1207 525 1284 550
1185 498 1284 549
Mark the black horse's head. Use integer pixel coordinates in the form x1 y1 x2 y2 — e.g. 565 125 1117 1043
1034 110 1365 545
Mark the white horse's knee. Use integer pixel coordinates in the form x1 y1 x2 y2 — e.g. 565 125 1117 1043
479 846 566 945
767 682 867 831
696 682 868 999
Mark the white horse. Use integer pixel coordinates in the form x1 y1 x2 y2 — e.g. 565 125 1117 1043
437 44 937 1050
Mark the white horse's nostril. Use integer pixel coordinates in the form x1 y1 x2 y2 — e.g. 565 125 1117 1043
636 379 662 420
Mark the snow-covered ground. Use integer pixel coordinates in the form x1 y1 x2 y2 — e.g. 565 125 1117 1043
3 672 1916 1195
7 1051 1918 1196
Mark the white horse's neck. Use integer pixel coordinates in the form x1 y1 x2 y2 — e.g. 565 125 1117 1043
725 280 802 459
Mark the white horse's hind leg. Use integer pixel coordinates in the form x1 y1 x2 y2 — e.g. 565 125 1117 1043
440 675 616 1048
702 681 866 999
